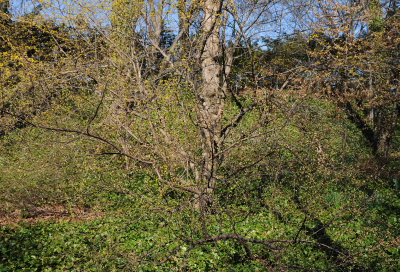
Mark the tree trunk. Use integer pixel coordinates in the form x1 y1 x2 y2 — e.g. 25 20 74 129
199 0 223 194
373 102 398 159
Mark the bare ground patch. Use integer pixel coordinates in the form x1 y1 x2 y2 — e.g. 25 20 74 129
0 205 104 226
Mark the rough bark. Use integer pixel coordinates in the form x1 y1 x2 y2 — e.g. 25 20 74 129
199 0 224 193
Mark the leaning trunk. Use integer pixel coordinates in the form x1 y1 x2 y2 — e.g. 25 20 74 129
373 102 398 159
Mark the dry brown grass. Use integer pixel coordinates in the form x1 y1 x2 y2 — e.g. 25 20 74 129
0 204 104 226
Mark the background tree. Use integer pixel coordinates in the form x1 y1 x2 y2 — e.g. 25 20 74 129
290 0 400 158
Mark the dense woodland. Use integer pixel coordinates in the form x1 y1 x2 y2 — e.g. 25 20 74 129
0 0 399 270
